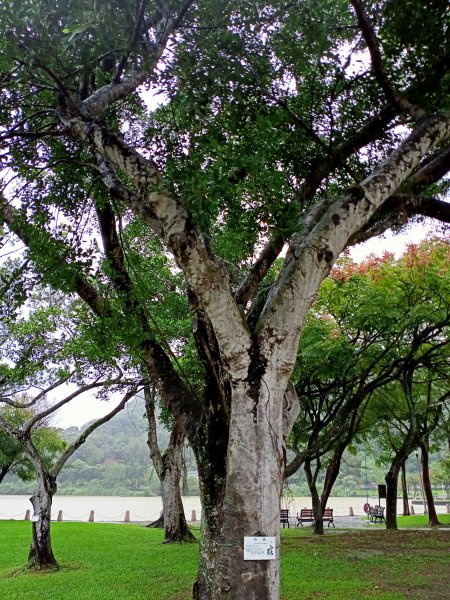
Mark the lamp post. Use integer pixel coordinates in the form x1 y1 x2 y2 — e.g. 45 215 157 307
364 448 369 505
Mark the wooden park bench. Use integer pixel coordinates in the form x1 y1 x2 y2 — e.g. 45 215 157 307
296 508 314 526
368 505 385 523
280 509 290 528
296 508 335 527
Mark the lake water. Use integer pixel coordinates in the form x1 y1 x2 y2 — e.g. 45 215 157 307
1 494 443 522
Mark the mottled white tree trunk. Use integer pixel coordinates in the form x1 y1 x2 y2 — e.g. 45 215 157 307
160 431 195 542
28 470 58 569
144 385 195 542
211 384 284 598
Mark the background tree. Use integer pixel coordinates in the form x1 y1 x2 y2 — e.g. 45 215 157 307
287 238 450 531
0 381 139 569
0 274 142 568
1 1 450 598
144 383 196 542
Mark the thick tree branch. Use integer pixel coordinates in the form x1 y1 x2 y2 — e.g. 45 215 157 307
1 184 202 441
96 155 164 237
62 119 251 382
257 113 450 378
235 233 285 308
408 146 450 190
347 194 450 246
296 50 450 205
93 173 202 436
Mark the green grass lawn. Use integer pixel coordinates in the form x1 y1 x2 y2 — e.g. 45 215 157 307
0 520 449 599
361 514 450 528
397 513 450 528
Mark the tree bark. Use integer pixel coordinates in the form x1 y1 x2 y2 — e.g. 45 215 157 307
420 438 440 527
28 470 58 569
401 461 410 516
304 458 323 535
198 380 285 600
161 431 196 543
147 512 164 528
320 447 345 514
385 460 402 530
144 384 195 543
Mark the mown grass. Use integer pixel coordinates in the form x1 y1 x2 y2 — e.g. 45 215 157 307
362 514 450 529
1 520 449 599
397 513 450 528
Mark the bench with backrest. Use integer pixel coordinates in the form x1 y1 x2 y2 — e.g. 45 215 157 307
297 508 314 527
368 505 385 523
280 508 290 528
296 508 335 527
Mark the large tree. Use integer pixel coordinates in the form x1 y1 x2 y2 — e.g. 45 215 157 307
1 1 450 598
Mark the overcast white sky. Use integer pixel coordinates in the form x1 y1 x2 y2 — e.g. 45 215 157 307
53 220 443 429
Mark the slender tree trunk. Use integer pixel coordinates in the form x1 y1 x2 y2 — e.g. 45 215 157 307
401 461 410 516
144 384 194 542
161 428 196 543
28 471 58 569
420 439 440 527
385 459 402 530
320 447 344 513
304 458 323 535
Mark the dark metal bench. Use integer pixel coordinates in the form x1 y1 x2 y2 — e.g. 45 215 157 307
368 505 385 523
323 508 335 528
280 509 290 528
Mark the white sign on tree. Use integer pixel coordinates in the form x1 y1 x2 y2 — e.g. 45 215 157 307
244 537 276 560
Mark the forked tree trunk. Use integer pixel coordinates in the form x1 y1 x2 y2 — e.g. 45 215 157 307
53 75 450 600
420 439 440 527
161 432 196 543
144 385 195 543
304 458 323 535
28 471 58 569
401 461 410 516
